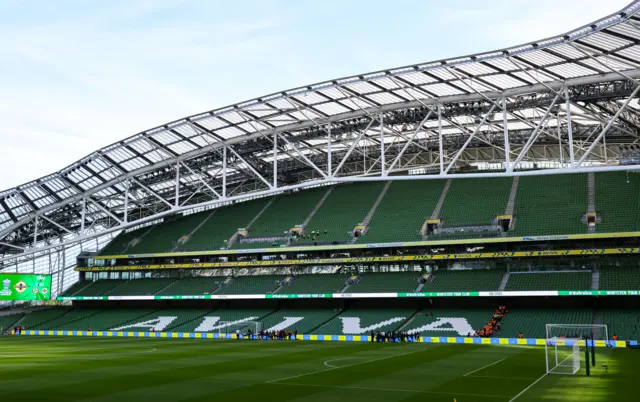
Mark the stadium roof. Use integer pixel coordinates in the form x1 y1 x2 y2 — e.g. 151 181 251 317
2 1 640 260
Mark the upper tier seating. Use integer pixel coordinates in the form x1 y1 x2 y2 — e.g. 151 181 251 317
421 269 504 292
438 177 512 226
594 171 640 233
184 198 270 251
245 187 328 238
347 272 421 293
277 274 348 294
505 271 592 291
303 182 385 244
599 266 640 290
96 173 640 255
361 180 445 243
512 173 588 236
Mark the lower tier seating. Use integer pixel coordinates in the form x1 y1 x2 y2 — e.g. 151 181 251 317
317 309 415 335
403 309 491 337
11 307 640 340
499 309 593 339
600 310 640 341
0 313 24 332
261 310 340 334
599 266 640 290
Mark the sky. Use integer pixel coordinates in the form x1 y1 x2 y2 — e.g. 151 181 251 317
0 0 632 190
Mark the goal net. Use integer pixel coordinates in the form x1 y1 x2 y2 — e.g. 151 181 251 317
218 321 262 338
545 324 609 375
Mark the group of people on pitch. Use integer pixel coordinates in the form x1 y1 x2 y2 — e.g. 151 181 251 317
371 330 421 342
474 305 508 338
234 328 299 340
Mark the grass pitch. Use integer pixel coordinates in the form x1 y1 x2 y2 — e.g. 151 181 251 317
0 336 635 401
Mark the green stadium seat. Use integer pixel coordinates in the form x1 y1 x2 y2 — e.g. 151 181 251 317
505 271 591 291
403 309 491 337
303 182 385 244
73 280 127 296
0 313 24 332
216 275 282 294
156 277 222 295
346 272 421 293
595 171 640 233
600 310 640 340
599 266 640 290
261 310 340 334
439 177 512 226
360 180 445 243
247 187 328 237
20 308 72 330
421 269 504 292
317 309 414 335
108 278 177 296
499 309 593 339
512 173 588 236
277 274 348 294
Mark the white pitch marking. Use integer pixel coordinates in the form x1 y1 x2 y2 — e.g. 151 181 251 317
274 382 510 399
323 357 365 368
268 347 429 384
508 372 548 401
463 358 506 376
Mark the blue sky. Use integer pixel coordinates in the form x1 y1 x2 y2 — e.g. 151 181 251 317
0 0 632 189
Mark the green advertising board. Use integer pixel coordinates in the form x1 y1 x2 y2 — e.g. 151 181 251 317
0 274 52 301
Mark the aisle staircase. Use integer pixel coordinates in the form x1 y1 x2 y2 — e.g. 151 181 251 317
301 187 334 229
430 179 452 220
504 177 519 216
498 272 510 291
588 172 596 233
592 270 600 290
361 181 392 228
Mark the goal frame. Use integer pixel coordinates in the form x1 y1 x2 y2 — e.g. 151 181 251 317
217 321 262 338
545 324 608 375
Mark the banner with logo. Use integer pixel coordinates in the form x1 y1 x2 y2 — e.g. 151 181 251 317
0 274 52 301
56 289 640 301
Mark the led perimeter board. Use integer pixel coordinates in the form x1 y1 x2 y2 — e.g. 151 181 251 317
0 274 52 301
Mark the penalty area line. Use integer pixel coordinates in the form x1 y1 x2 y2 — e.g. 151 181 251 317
268 347 429 384
463 358 506 376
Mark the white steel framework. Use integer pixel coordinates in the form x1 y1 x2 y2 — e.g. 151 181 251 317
3 2 640 292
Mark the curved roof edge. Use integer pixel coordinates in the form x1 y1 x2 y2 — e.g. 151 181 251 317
2 1 638 198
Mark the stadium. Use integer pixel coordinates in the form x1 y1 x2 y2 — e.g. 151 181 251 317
2 2 640 401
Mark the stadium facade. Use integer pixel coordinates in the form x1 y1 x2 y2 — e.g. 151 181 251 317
2 1 640 301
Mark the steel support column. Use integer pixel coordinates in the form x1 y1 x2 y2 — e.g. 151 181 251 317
565 86 576 168
438 105 444 174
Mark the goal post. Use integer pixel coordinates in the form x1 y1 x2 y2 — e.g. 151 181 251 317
217 321 262 338
545 324 609 375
